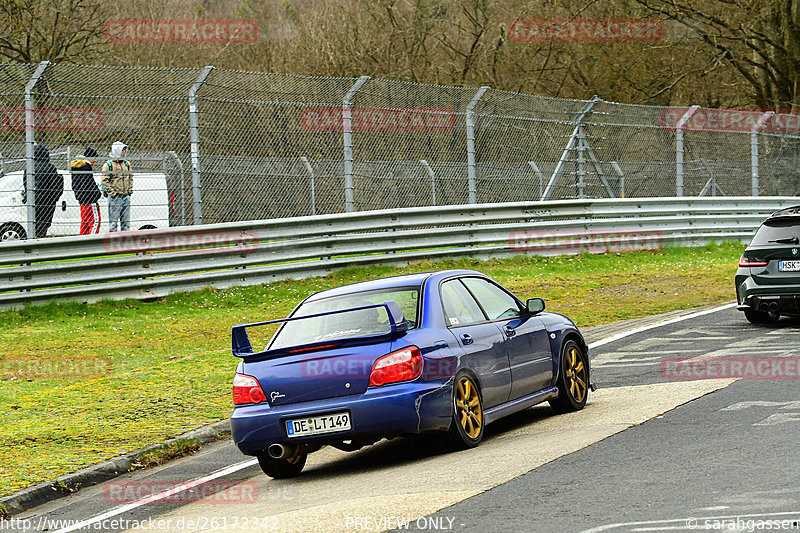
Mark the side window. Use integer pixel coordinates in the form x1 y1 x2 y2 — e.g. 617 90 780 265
461 278 522 321
440 280 486 327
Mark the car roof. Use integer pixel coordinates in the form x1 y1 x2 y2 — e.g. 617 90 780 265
768 205 800 221
304 269 484 302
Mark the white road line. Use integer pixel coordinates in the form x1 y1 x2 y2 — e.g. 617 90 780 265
588 303 737 350
51 459 259 533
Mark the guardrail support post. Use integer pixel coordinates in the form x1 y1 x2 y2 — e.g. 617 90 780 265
542 95 600 200
466 86 490 204
24 61 50 240
527 161 545 200
611 161 625 198
300 156 317 215
420 159 436 206
675 105 700 197
343 76 370 213
189 65 214 225
751 111 774 197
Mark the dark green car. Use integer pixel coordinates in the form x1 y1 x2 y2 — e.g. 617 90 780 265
736 205 800 324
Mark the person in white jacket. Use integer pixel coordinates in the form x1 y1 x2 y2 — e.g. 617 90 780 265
101 141 132 232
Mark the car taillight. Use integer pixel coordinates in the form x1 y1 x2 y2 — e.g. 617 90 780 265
369 346 422 387
739 254 768 267
232 374 267 405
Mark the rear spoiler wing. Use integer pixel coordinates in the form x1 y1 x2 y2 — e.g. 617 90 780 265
231 300 408 358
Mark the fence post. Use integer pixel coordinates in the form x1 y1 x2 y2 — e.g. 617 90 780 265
300 156 316 215
189 65 214 225
675 105 700 197
24 61 50 240
466 86 490 204
751 111 774 197
343 76 370 213
420 159 436 205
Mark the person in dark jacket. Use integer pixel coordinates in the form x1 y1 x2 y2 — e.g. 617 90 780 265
23 145 63 238
71 147 102 235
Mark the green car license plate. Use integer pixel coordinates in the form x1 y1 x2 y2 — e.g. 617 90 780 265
778 260 800 272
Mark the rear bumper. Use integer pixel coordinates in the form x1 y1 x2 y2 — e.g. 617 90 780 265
737 294 800 315
231 380 453 456
735 271 800 315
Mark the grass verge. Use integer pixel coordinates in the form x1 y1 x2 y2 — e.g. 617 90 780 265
0 242 743 497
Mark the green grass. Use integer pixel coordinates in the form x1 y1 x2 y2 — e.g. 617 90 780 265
0 242 744 497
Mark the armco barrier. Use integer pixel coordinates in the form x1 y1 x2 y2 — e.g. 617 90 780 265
0 197 797 309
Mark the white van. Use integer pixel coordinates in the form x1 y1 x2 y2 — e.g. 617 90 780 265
0 170 171 240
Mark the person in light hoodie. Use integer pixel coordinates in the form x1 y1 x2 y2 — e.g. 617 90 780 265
102 141 132 232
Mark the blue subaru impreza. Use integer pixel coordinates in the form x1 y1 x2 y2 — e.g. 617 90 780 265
230 270 593 478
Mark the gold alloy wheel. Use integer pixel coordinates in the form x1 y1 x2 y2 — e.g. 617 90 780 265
287 451 304 464
455 376 482 439
565 345 588 403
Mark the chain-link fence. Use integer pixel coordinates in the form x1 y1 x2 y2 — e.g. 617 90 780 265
2 61 799 239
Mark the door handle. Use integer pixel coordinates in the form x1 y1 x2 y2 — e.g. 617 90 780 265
61 200 67 211
504 326 516 337
460 333 473 345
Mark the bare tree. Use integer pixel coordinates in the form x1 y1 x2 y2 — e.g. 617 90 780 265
0 0 106 63
635 0 800 110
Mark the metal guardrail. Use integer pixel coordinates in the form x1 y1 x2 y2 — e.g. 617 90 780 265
0 197 797 309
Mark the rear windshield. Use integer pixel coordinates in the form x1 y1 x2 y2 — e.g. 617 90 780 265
268 287 419 349
750 220 800 246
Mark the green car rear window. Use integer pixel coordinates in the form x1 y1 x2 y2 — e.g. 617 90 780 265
750 220 800 246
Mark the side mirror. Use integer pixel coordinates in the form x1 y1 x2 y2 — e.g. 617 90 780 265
526 298 546 315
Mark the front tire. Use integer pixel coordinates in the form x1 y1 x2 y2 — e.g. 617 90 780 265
256 450 307 479
549 339 589 414
744 308 780 324
447 372 484 449
0 223 26 241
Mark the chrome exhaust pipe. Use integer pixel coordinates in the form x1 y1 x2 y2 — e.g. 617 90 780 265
768 302 779 312
267 443 299 459
268 443 287 459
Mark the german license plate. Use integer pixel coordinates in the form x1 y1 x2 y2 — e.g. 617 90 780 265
285 412 351 438
778 260 800 272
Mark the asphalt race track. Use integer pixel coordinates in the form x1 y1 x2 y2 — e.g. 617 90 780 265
7 304 800 533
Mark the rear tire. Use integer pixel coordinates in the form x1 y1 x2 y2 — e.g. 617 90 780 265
256 450 307 479
0 223 26 241
447 372 484 449
744 308 780 324
549 339 589 414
